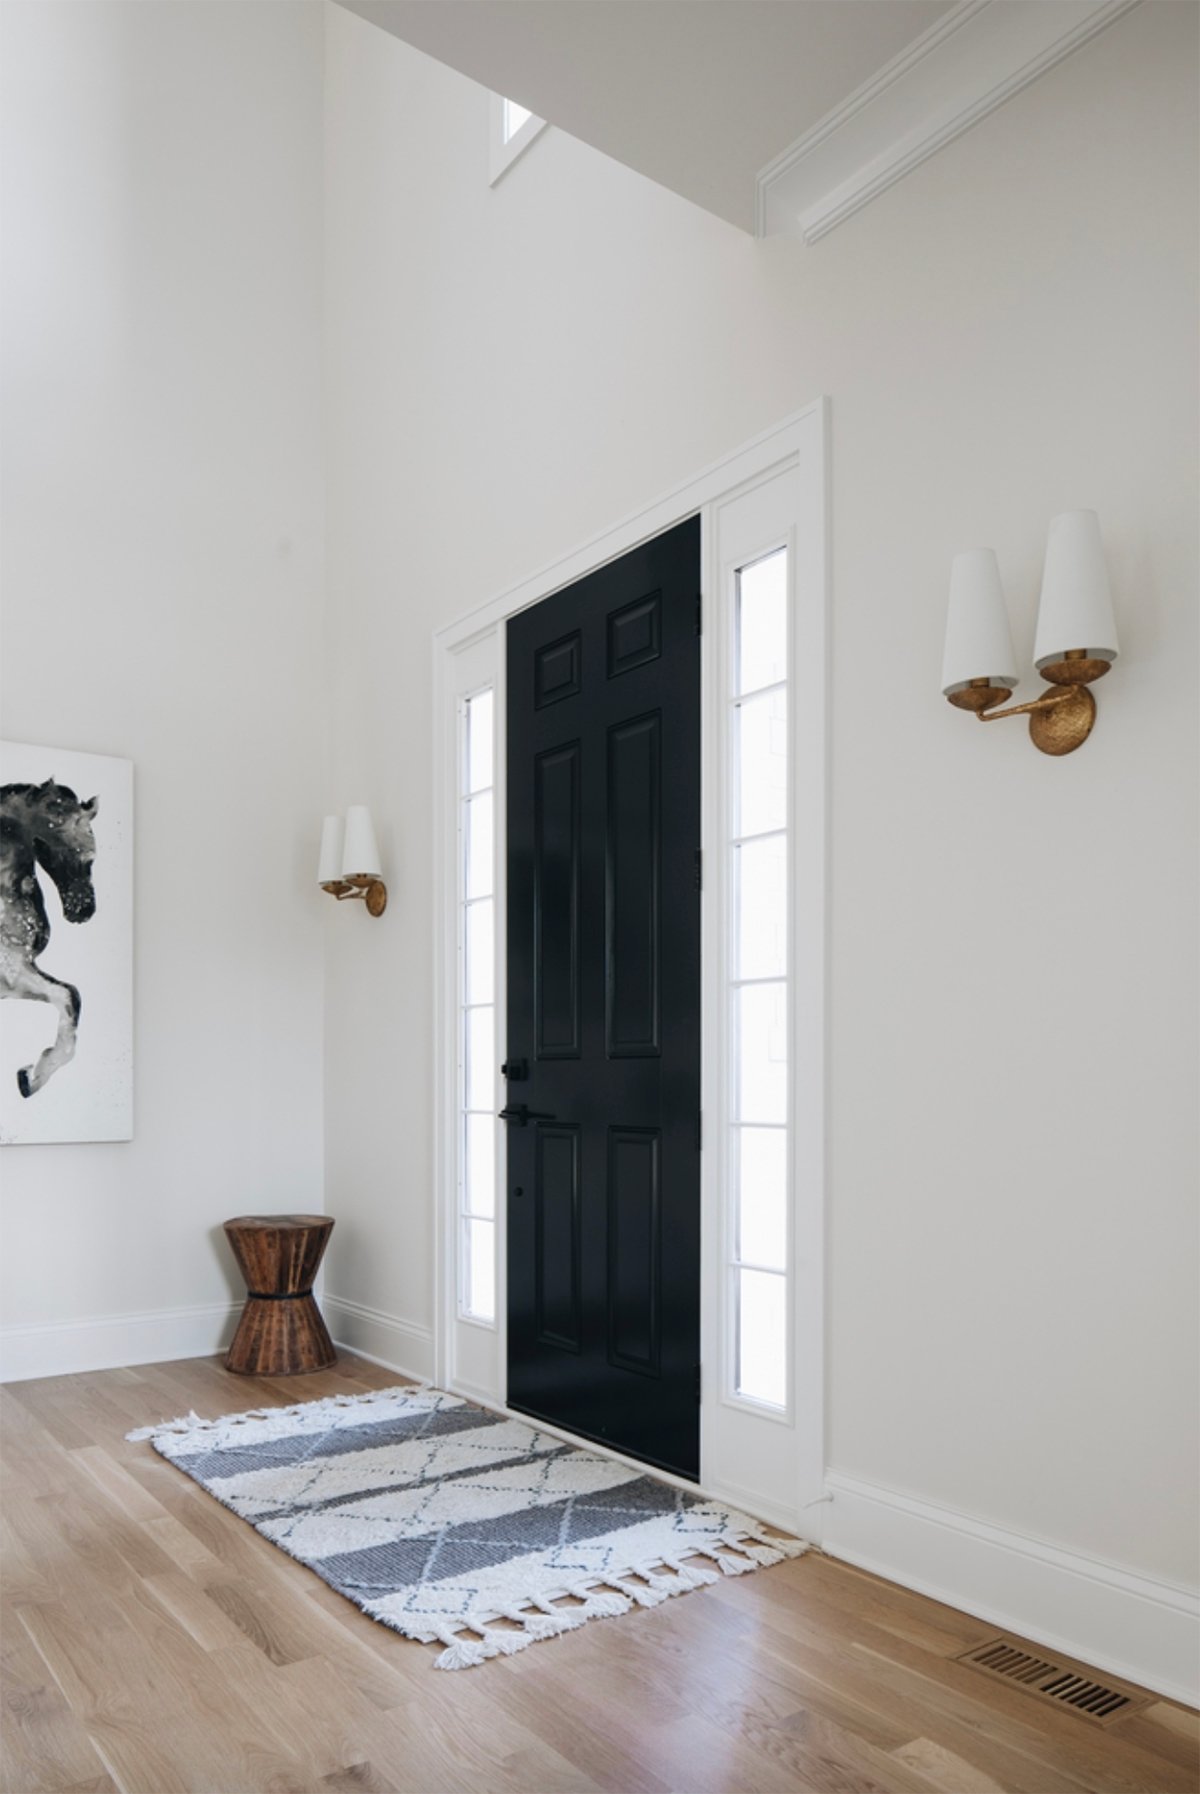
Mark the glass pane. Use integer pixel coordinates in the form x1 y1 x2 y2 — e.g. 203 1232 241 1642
465 898 494 1006
736 1126 787 1270
735 688 787 838
465 1219 496 1320
737 1268 786 1406
465 1004 494 1113
736 982 787 1124
467 690 493 794
735 834 787 981
737 549 787 696
465 1112 495 1219
503 99 532 143
466 792 493 899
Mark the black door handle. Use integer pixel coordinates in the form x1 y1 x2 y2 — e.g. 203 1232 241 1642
498 1104 556 1127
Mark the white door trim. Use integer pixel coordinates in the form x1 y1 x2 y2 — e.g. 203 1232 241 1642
431 400 829 1536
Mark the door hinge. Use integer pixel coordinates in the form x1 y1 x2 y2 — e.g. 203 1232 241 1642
694 849 702 892
695 594 702 636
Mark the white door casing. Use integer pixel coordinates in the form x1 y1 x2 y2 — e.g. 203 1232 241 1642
432 402 828 1536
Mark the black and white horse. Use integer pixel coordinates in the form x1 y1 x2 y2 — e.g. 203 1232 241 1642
0 779 98 1098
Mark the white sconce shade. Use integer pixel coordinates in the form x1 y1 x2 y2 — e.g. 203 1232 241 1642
342 805 382 880
1033 509 1119 673
941 548 1019 697
317 814 344 886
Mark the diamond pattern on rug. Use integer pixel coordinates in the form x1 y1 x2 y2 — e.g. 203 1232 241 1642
128 1384 806 1670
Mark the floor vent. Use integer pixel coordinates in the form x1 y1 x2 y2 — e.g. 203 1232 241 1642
956 1639 1150 1725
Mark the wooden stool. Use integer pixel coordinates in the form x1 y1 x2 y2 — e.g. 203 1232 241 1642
223 1214 336 1376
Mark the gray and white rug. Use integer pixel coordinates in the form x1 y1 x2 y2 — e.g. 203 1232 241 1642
128 1384 806 1668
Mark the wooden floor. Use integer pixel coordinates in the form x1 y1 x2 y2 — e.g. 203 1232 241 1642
2 1355 1195 1794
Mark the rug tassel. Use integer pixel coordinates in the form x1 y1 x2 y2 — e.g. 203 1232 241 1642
433 1588 640 1670
665 1559 719 1589
623 1579 670 1608
741 1542 787 1568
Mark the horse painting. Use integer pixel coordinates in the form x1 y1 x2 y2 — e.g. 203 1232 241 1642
0 779 99 1098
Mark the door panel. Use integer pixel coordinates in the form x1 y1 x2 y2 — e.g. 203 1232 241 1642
606 712 661 1056
533 744 581 1059
506 515 701 1480
535 1125 582 1352
607 1126 661 1376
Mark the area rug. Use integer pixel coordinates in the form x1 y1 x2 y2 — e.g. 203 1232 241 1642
127 1384 806 1668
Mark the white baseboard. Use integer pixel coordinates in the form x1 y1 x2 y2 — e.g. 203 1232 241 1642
823 1469 1199 1709
324 1294 434 1383
0 1300 241 1383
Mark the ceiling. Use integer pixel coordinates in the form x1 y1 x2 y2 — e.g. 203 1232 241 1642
333 0 955 232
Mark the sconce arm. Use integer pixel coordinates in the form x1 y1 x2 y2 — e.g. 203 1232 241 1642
975 688 1077 724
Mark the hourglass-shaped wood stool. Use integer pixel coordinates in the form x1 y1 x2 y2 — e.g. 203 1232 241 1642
224 1214 336 1376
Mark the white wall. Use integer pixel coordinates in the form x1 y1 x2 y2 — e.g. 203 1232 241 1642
0 0 327 1375
322 0 1198 1653
1 0 1193 1701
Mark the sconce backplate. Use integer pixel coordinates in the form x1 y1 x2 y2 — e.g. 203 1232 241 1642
1028 683 1095 756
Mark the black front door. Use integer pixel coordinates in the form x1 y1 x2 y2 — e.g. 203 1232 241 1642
505 516 701 1481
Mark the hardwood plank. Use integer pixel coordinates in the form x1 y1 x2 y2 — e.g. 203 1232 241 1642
0 1621 111 1793
893 1737 1013 1793
141 1569 256 1653
320 1766 403 1794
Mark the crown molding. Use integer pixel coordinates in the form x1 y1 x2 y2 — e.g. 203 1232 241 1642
755 0 1142 244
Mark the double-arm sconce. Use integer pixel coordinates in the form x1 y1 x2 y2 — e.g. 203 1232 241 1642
942 509 1119 756
318 806 387 917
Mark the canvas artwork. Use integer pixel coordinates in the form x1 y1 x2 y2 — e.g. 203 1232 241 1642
0 742 133 1145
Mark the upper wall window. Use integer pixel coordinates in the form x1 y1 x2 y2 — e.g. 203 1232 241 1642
490 93 547 186
502 99 532 143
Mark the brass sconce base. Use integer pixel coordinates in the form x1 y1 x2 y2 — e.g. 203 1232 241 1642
322 875 388 916
1027 682 1096 756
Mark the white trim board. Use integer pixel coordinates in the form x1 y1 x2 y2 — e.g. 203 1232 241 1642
824 1469 1200 1709
431 403 827 649
756 0 1141 243
0 1300 241 1383
324 1295 435 1384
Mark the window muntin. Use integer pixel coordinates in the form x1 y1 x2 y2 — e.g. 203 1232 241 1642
458 688 496 1323
728 547 790 1408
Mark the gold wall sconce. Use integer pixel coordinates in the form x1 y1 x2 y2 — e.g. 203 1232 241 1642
942 510 1119 756
318 806 387 917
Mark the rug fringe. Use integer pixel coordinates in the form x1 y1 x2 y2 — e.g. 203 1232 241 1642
124 1383 441 1451
428 1532 808 1670
432 1585 638 1670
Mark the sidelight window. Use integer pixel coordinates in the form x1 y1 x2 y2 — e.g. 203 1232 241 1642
458 688 497 1323
728 547 790 1409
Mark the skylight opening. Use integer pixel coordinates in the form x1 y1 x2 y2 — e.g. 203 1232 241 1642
502 99 533 143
